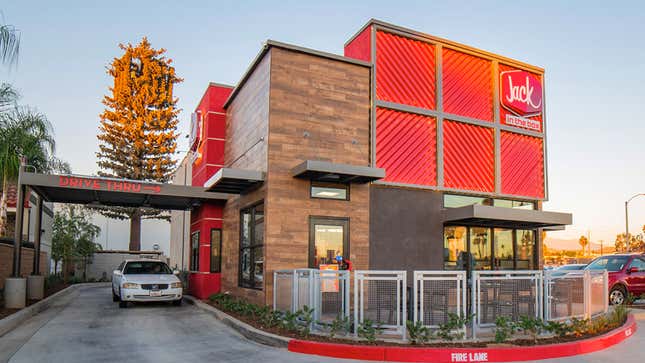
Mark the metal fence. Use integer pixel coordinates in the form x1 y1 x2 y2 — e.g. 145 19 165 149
544 270 608 321
472 270 542 338
312 269 351 324
273 268 350 323
354 270 407 338
273 269 315 313
412 271 467 329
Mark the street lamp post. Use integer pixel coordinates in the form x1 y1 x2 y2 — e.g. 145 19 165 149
625 193 645 252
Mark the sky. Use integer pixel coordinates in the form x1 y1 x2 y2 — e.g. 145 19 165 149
2 0 645 253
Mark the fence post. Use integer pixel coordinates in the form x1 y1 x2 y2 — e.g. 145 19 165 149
292 270 298 313
354 271 359 335
413 271 418 324
538 270 544 320
273 271 277 310
471 270 477 340
603 270 609 314
583 269 591 319
402 271 407 340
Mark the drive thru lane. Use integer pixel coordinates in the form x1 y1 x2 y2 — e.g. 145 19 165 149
1 284 642 363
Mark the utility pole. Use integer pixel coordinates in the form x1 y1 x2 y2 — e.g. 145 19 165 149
625 194 645 253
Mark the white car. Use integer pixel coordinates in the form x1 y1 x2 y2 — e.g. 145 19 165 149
112 260 183 308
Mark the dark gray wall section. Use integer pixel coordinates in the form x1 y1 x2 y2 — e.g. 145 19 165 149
369 186 444 284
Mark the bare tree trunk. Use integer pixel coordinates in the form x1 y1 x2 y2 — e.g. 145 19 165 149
129 210 141 251
0 172 9 236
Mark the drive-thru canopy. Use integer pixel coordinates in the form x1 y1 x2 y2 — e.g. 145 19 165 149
10 170 230 277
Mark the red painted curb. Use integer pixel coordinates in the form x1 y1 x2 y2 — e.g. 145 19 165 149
288 314 637 362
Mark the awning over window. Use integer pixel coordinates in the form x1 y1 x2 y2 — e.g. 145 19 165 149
204 168 265 194
291 160 385 184
443 204 572 229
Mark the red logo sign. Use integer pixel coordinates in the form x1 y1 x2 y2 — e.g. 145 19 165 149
58 176 161 194
500 70 542 116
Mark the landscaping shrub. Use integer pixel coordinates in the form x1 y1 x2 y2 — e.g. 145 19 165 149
544 320 573 338
357 319 384 344
494 316 515 343
406 320 431 344
436 313 472 341
515 316 545 343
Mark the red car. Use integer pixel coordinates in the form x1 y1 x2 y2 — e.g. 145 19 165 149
585 253 645 305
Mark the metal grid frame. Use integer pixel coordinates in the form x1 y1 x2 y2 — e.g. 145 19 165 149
472 270 543 339
354 270 407 338
544 270 608 322
312 269 351 325
273 268 315 313
413 271 467 331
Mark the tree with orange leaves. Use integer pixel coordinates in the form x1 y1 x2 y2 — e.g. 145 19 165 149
96 38 182 251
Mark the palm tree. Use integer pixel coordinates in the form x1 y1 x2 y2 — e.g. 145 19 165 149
0 107 55 236
0 21 20 66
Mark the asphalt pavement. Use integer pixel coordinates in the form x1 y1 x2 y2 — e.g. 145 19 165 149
0 284 642 363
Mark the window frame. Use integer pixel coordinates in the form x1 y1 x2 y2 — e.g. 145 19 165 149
310 181 350 201
210 228 222 273
190 231 200 272
308 216 350 269
238 201 264 290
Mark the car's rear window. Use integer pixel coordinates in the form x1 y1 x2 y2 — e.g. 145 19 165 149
586 256 629 272
124 261 172 274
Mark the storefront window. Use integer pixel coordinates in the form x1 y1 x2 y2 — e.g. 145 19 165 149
443 226 467 269
210 229 222 273
443 226 537 271
311 182 349 200
494 228 514 269
470 227 491 270
516 229 535 269
309 217 349 268
190 231 200 271
239 202 264 289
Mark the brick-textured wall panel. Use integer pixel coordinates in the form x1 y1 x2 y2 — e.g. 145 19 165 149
376 31 435 109
499 63 543 132
376 108 437 186
442 48 493 121
219 51 272 305
501 131 545 198
443 121 495 192
344 25 372 62
264 48 371 306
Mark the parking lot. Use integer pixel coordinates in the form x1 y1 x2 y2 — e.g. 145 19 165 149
0 284 643 363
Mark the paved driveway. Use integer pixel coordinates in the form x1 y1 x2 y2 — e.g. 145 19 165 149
0 284 642 363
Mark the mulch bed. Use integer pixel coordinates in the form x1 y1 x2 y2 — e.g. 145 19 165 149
204 299 627 348
0 282 69 320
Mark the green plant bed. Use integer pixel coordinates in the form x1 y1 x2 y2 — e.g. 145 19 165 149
204 293 630 348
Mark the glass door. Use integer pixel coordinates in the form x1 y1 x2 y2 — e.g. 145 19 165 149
470 227 492 270
309 217 349 269
493 228 514 270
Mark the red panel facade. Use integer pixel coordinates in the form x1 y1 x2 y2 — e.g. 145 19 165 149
500 131 544 198
442 48 493 121
499 64 543 132
376 108 437 186
376 31 435 109
443 121 494 192
189 83 232 299
344 25 372 63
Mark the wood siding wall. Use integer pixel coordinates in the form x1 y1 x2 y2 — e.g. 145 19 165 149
221 52 270 304
264 48 371 305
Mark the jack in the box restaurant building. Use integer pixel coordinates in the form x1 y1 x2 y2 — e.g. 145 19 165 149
178 19 572 303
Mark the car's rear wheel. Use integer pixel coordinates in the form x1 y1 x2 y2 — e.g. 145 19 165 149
112 289 119 302
610 285 626 305
172 299 182 306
